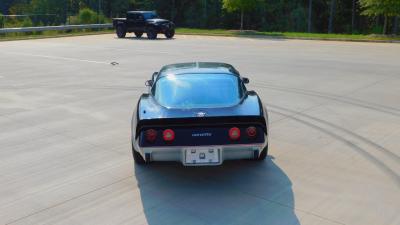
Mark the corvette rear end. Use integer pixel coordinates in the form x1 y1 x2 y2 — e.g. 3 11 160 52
131 62 269 166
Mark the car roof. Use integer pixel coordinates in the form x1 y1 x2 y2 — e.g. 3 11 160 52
127 11 155 14
159 62 240 77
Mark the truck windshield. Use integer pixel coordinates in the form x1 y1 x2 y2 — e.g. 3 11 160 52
153 74 242 108
143 12 158 20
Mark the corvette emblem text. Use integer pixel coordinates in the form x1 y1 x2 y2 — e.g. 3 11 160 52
192 133 212 137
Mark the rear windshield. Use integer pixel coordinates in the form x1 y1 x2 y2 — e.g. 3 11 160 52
153 74 242 108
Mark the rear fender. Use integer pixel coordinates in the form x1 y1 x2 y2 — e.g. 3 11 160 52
133 92 268 140
114 20 126 29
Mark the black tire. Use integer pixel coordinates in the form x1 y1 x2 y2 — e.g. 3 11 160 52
257 144 268 161
164 29 175 39
134 32 143 38
116 25 126 38
132 143 146 165
147 27 158 39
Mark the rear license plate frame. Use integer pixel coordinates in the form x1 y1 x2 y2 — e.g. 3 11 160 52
184 147 221 165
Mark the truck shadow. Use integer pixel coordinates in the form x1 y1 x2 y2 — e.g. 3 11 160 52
115 36 175 41
134 157 300 225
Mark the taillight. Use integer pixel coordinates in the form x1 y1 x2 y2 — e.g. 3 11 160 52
246 126 257 138
163 129 175 142
145 129 157 142
229 127 241 140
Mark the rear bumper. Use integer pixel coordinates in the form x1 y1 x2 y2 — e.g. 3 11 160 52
133 138 268 166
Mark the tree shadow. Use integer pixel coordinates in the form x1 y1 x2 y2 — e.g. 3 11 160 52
134 157 300 225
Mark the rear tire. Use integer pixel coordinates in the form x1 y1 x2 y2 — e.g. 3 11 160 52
134 32 143 38
116 25 126 38
257 144 268 161
164 29 175 39
132 143 146 165
147 27 158 39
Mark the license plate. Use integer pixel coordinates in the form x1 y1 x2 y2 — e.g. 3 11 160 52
184 147 220 165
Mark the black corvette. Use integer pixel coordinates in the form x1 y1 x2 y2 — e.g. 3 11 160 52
131 62 269 166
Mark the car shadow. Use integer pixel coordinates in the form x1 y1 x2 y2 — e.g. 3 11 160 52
134 157 300 225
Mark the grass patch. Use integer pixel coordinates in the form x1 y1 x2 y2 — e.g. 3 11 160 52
1 27 399 42
0 29 114 41
176 28 400 42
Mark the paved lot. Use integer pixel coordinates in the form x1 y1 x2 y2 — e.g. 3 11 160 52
0 34 399 225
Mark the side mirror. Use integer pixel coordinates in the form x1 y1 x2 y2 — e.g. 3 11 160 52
145 80 153 87
242 77 250 84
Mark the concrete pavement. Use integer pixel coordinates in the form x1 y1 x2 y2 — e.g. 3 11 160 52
0 34 399 225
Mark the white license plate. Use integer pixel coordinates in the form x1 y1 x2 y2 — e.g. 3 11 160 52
184 147 220 165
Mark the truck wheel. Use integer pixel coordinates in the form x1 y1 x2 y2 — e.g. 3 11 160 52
165 29 175 39
132 143 146 165
257 144 268 161
134 32 143 38
116 25 126 38
147 27 157 40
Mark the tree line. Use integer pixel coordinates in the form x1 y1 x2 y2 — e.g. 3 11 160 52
0 0 399 34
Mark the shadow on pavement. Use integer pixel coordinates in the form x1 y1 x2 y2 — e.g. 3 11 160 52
115 36 175 41
134 157 299 225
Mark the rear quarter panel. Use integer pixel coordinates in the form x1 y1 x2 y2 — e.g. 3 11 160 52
112 18 127 28
132 92 269 143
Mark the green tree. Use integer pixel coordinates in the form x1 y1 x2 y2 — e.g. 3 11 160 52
108 0 134 17
9 1 32 15
222 0 262 30
0 0 398 35
78 8 97 24
360 0 400 34
0 13 4 28
30 0 68 25
351 0 357 33
307 0 313 32
22 16 33 27
328 0 336 33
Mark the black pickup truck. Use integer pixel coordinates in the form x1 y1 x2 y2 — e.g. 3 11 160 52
113 11 175 39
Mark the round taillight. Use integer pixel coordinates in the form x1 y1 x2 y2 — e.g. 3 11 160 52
163 129 175 142
246 126 257 138
146 129 157 142
229 127 241 141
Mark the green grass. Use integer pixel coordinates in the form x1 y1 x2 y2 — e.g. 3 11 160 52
0 29 114 41
1 27 399 42
176 28 400 42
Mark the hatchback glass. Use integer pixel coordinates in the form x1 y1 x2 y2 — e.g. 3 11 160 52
154 74 242 108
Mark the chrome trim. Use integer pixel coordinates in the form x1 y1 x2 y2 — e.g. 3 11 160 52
132 135 268 166
138 143 266 149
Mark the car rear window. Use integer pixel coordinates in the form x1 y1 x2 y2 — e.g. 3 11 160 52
143 12 158 20
153 74 242 108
